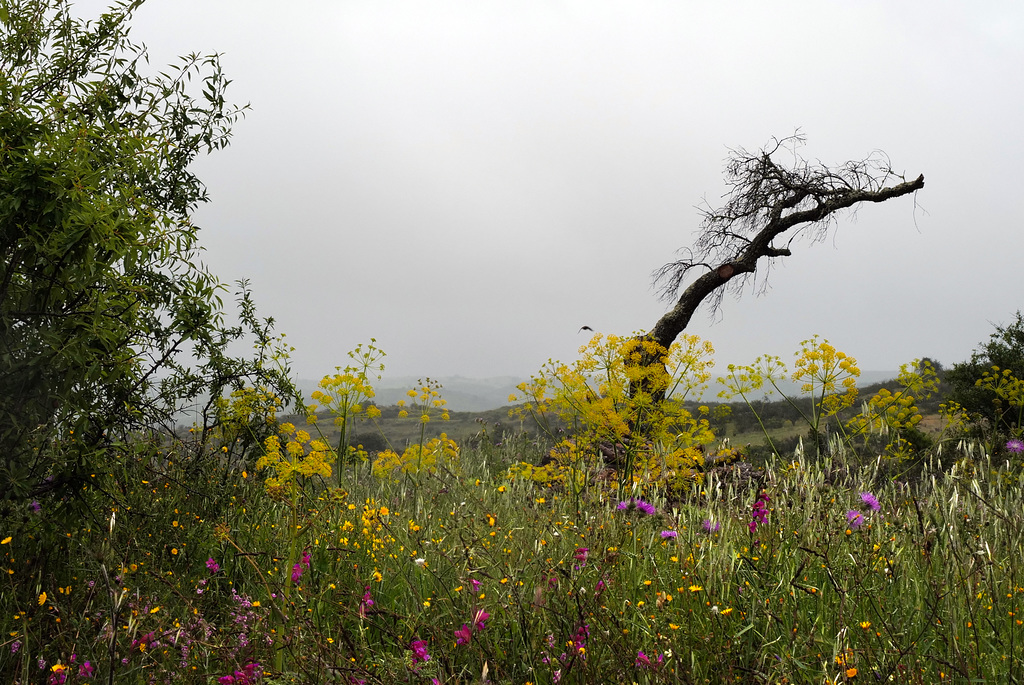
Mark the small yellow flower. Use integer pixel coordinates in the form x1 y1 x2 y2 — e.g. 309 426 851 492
38 592 46 606
859 621 871 629
846 667 858 678
1 537 10 545
150 606 160 614
688 585 702 592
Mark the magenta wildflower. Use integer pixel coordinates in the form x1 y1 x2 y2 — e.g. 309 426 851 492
301 550 312 568
846 510 864 530
10 641 20 654
219 662 261 685
455 623 473 646
660 530 677 539
29 500 41 513
291 563 303 582
469 578 481 592
410 639 431 664
617 498 656 515
1006 439 1024 454
573 547 589 568
206 558 220 574
79 661 95 678
359 587 374 618
860 491 881 512
635 650 651 668
748 492 770 533
472 608 490 632
594 579 606 596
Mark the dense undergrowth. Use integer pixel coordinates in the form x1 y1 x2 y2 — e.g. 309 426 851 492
3 435 1023 684
3 335 1024 684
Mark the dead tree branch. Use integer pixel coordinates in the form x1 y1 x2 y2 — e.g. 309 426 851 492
648 134 924 353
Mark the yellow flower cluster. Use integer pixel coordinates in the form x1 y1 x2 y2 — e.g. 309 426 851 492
977 365 1024 409
792 336 860 415
846 359 937 459
512 332 717 486
257 423 333 495
371 434 459 481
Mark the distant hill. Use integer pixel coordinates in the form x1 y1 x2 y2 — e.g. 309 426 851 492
295 371 900 412
295 375 523 412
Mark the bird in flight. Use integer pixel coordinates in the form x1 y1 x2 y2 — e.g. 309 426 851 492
578 325 593 333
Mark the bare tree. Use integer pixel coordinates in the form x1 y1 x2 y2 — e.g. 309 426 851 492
648 134 924 357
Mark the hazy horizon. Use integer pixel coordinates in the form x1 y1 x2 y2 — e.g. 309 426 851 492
69 0 1024 383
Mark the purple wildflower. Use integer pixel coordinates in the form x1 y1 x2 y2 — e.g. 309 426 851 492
660 530 678 539
29 501 41 513
567 623 590 659
635 651 651 668
573 547 589 568
472 608 490 632
860 491 881 512
301 550 312 568
79 661 95 678
359 587 374 618
455 623 472 646
206 558 220 574
1006 439 1024 454
748 492 770 533
469 578 481 592
410 639 431 664
291 564 303 582
617 498 656 515
846 510 864 530
10 641 20 654
702 519 721 534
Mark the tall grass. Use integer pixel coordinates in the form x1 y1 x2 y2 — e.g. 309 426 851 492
2 431 1022 684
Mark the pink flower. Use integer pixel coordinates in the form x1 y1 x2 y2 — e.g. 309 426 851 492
291 564 303 582
359 587 374 618
846 510 864 529
660 530 677 539
749 492 770 532
206 558 220 574
410 639 430 664
455 624 473 646
1006 439 1024 454
860 491 880 512
472 608 490 632
635 650 651 668
469 578 481 592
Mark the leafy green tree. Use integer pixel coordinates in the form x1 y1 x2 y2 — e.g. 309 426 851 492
946 311 1024 433
0 0 293 505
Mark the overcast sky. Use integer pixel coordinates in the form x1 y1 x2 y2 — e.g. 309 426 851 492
75 0 1024 383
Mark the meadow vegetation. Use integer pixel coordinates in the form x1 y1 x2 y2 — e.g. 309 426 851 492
5 3 1023 683
3 330 1024 684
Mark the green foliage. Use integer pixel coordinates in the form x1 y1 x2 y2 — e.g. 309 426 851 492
946 311 1024 436
512 332 719 493
0 1 294 504
3 427 1023 683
